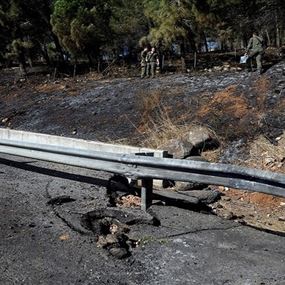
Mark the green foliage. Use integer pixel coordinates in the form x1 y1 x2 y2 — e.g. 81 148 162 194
110 0 148 51
0 0 285 68
142 0 193 48
0 0 58 67
51 0 112 59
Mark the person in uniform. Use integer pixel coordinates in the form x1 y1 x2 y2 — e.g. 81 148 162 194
140 47 148 78
246 31 265 74
146 47 159 78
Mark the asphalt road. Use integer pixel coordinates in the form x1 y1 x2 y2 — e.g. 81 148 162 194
0 154 284 285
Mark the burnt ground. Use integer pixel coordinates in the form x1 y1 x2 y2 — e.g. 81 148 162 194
0 58 285 284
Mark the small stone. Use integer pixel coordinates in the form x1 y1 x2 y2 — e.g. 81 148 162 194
108 247 129 259
280 202 285 207
278 216 285 222
110 224 119 234
59 234 70 241
106 234 119 245
264 157 275 165
1 118 9 123
223 196 231 201
72 129 77 135
224 212 236 220
97 236 108 248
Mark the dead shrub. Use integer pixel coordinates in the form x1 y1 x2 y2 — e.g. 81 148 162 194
135 89 219 150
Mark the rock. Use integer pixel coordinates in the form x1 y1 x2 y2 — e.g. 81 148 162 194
213 66 222 71
223 196 231 201
108 247 129 259
105 234 119 245
1 118 9 123
224 212 236 220
264 157 275 165
175 181 208 191
160 138 194 159
153 189 200 206
278 216 285 222
186 126 220 153
178 189 221 204
47 195 76 206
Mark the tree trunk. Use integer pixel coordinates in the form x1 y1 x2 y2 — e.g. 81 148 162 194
73 63 77 78
193 51 197 69
180 42 186 72
266 29 271 46
52 34 64 62
18 50 27 76
87 54 93 67
40 44 50 65
276 19 281 48
203 32 208 53
97 57 101 73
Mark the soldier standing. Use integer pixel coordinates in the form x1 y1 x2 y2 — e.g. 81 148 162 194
246 31 265 74
140 47 148 78
146 47 159 78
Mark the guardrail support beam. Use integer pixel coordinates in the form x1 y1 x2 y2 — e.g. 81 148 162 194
141 178 153 211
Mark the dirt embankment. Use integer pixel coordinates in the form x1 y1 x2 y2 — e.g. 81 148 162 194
1 61 285 233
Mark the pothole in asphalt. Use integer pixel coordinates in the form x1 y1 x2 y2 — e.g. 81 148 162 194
80 208 160 259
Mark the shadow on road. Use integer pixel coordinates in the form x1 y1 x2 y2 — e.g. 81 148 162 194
0 157 108 188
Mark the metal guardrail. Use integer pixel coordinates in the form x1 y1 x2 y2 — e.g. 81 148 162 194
0 129 285 211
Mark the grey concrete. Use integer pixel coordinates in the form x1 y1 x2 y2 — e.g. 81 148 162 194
0 154 284 285
0 128 166 157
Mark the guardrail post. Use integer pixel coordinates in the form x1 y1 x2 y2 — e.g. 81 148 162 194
141 178 153 211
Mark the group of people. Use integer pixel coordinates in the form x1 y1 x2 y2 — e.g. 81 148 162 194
140 47 159 79
139 31 265 78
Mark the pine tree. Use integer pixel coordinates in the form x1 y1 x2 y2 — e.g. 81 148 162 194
51 0 113 65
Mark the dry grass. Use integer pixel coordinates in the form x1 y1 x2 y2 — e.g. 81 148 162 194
196 85 249 119
135 89 218 149
246 134 285 172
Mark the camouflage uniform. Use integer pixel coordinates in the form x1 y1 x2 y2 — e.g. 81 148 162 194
146 49 159 78
246 34 264 73
140 49 148 78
